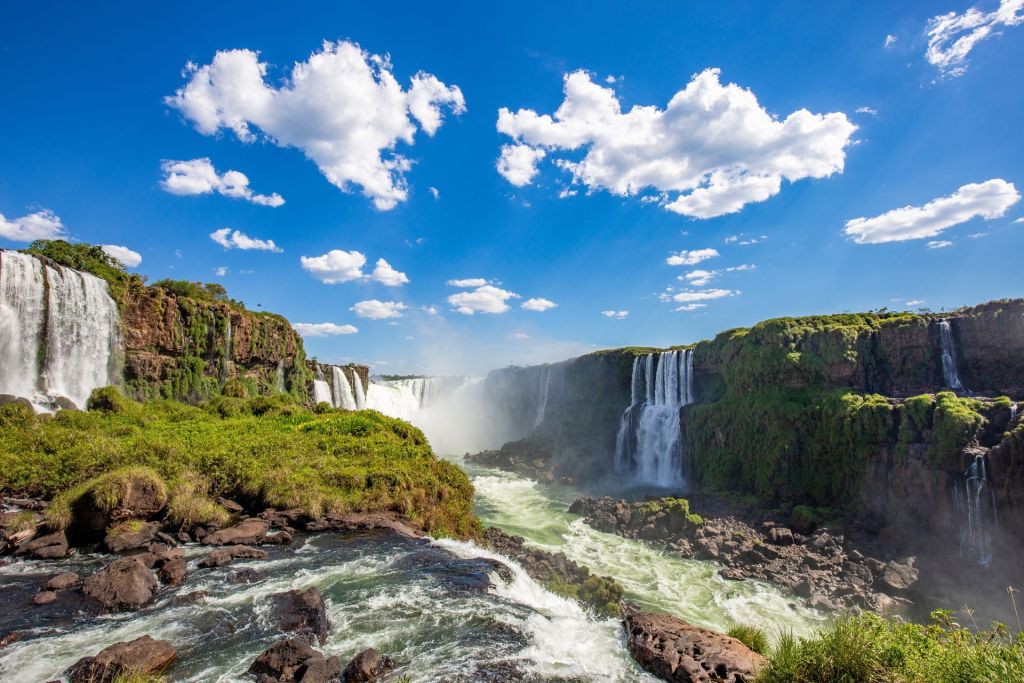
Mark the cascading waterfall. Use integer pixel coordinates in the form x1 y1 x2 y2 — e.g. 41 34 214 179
0 251 121 409
613 349 693 487
274 359 286 394
939 319 965 391
534 365 552 428
331 366 358 410
954 452 998 566
220 316 233 380
311 379 332 405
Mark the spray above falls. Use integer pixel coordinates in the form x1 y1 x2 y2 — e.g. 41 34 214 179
0 250 122 409
614 349 694 488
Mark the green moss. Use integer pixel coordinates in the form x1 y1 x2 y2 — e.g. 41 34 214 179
929 392 988 466
546 574 623 617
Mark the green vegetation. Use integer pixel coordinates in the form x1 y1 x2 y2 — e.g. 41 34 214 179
641 497 705 526
728 623 768 656
546 574 624 617
0 388 480 539
150 279 231 304
23 239 144 302
49 464 168 530
757 611 1024 683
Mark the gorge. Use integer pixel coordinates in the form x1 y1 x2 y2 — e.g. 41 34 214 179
1 243 1023 682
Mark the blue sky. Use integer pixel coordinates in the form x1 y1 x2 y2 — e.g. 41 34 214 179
2 1 1022 375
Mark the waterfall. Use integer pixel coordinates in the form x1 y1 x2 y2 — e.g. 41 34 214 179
534 365 552 429
221 316 233 380
311 379 332 405
274 360 286 394
939 320 965 391
613 349 693 487
1009 402 1018 425
0 251 121 409
353 372 366 409
954 452 998 566
331 366 358 410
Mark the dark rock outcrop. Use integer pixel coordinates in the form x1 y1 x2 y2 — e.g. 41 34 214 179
105 521 160 553
15 530 68 559
82 556 158 610
342 647 395 682
42 571 80 591
66 635 176 683
199 544 269 568
271 587 331 645
203 518 270 546
248 637 341 682
159 557 188 586
625 609 764 683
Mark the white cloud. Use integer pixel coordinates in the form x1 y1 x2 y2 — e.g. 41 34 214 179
856 106 879 116
724 235 739 243
522 297 557 312
926 0 1024 77
682 269 716 286
843 179 1020 244
675 303 707 312
447 284 519 315
293 322 359 336
422 305 440 316
0 209 66 242
671 288 736 303
666 248 719 266
512 332 530 340
1014 217 1024 224
446 277 489 287
160 158 284 207
300 249 367 283
351 299 407 319
496 144 546 186
210 227 282 252
885 34 898 48
166 41 465 210
927 240 954 249
214 266 228 276
496 68 855 218
428 186 440 200
601 310 629 319
371 258 409 286
968 231 988 238
905 299 925 306
101 244 142 268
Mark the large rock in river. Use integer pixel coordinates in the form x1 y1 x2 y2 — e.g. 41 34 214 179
66 635 176 683
624 609 764 683
343 647 396 682
271 586 331 644
203 518 270 546
82 556 158 610
248 636 341 682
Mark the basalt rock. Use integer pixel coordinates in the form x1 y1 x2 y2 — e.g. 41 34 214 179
158 557 188 586
82 556 158 611
16 530 68 559
625 608 764 683
66 635 176 683
199 544 269 568
105 521 160 553
202 518 270 546
248 636 341 683
42 571 80 591
342 647 395 682
271 587 331 645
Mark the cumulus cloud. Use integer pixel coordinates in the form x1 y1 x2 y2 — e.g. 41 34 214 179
675 303 707 312
160 158 284 207
679 264 755 287
670 288 736 303
446 278 489 287
905 299 926 306
166 40 465 210
927 240 954 249
351 299 407 319
0 209 66 242
293 322 359 336
447 284 519 315
926 0 1024 77
843 179 1020 244
210 227 282 252
602 310 629 319
101 244 142 268
495 68 855 218
300 249 367 284
666 248 719 266
428 187 440 200
522 297 557 312
371 258 409 286
214 266 228 277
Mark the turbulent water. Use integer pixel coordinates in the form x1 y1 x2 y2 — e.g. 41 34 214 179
311 367 478 422
614 350 694 487
0 250 121 409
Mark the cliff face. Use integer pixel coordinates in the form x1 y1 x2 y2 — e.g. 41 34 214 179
121 287 310 403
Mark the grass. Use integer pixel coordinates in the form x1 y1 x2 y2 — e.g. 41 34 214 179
728 624 768 655
757 611 1024 683
0 388 480 539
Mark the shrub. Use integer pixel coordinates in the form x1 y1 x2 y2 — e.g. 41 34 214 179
220 378 249 399
728 624 769 655
166 472 231 529
86 386 135 413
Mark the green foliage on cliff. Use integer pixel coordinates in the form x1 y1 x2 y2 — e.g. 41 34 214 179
0 389 480 539
151 279 234 305
22 239 144 302
758 611 1024 683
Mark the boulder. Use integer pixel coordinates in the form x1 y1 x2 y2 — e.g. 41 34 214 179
82 556 158 610
32 591 57 606
66 635 176 683
42 571 80 591
105 521 160 553
216 497 245 514
767 527 795 546
342 648 395 682
272 587 331 644
879 561 919 592
203 518 270 546
199 544 269 568
16 530 68 559
248 637 341 682
624 609 765 683
158 558 188 586
71 478 167 540
0 631 21 650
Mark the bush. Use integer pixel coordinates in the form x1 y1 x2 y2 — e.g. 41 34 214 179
728 624 769 655
220 378 249 399
48 465 168 530
86 386 135 413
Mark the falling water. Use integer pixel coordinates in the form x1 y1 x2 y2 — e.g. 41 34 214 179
274 360 286 394
311 379 332 405
939 320 965 391
0 251 121 409
954 452 998 566
534 365 552 429
220 316 233 380
352 372 366 409
331 366 358 410
613 350 693 487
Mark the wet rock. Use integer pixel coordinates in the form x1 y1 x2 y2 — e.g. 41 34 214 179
879 560 919 592
176 530 192 544
227 568 262 584
767 527 795 546
342 648 395 683
158 557 188 586
156 531 178 546
199 544 269 568
202 518 270 546
66 635 176 683
217 497 245 514
264 530 294 545
82 556 158 610
0 631 21 650
625 608 764 682
272 587 331 644
105 521 160 553
43 571 81 591
32 591 58 606
174 590 208 605
16 530 68 559
249 637 340 682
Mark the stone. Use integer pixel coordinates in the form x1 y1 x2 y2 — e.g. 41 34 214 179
227 568 262 584
767 527 795 546
879 561 919 592
624 609 764 683
158 558 188 586
0 631 22 650
342 647 395 683
264 530 293 545
202 518 270 546
16 530 68 559
105 521 160 553
199 544 269 568
32 591 58 605
82 556 158 610
248 637 319 681
43 571 81 591
216 497 245 514
71 479 166 541
66 635 176 683
272 587 331 644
